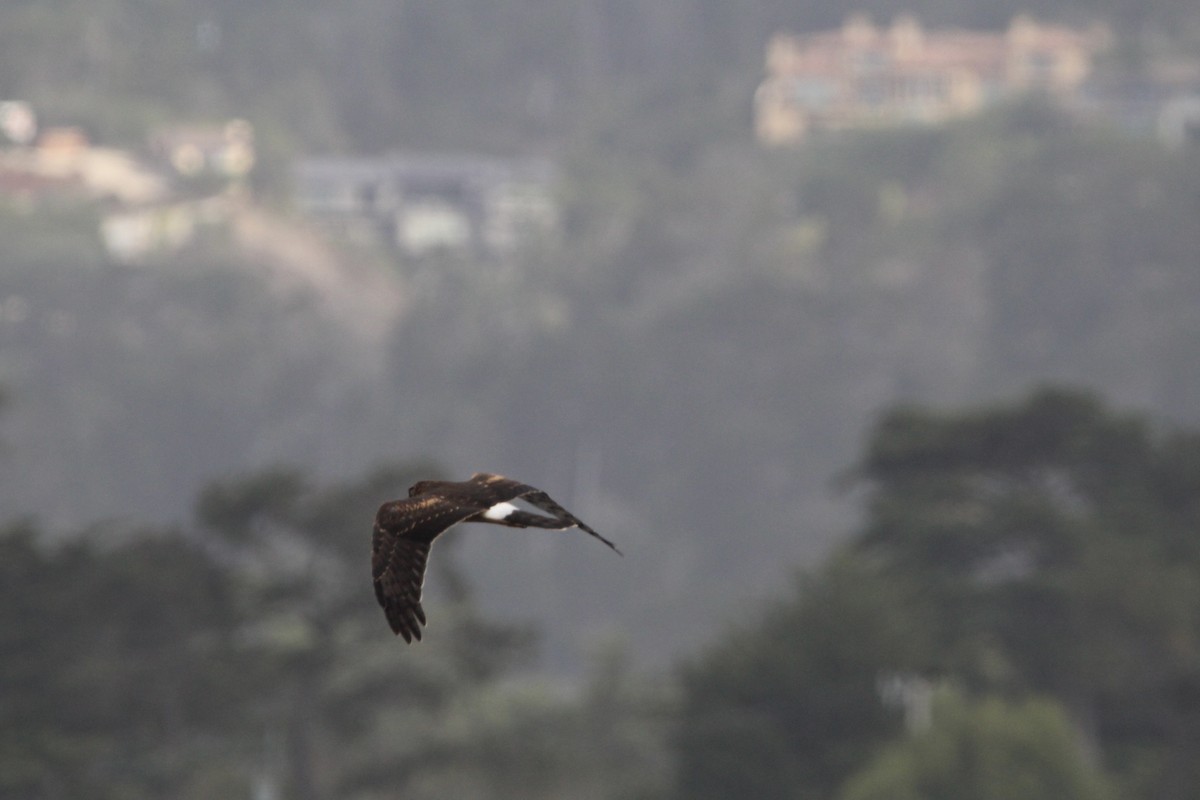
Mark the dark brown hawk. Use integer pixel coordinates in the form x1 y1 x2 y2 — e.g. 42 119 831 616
372 472 620 642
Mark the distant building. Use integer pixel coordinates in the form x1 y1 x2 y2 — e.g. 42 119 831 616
149 119 255 179
0 126 168 207
0 107 252 261
294 153 559 259
755 13 1111 145
100 197 229 263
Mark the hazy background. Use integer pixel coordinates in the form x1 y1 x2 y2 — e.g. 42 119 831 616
2 0 1199 797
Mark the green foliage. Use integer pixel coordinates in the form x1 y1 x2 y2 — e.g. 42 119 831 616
389 644 674 800
6 8 1200 669
2 1 1199 796
192 462 544 798
0 522 253 799
853 387 1200 797
0 464 674 800
675 557 928 799
840 688 1115 800
674 389 1200 799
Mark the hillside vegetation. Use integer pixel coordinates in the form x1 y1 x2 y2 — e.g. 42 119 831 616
3 102 1199 663
3 0 1200 796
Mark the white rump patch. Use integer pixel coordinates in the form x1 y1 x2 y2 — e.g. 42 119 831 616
482 501 520 521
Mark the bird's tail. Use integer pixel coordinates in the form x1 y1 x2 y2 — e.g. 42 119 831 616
522 492 624 556
469 501 623 555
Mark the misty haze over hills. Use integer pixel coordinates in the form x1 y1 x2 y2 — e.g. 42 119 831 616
1 0 1199 670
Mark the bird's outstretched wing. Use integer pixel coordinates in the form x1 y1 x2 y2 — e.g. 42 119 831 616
371 495 485 642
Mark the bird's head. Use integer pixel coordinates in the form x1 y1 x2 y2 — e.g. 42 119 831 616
408 480 438 497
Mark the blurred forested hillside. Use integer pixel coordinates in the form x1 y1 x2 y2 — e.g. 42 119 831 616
3 3 1200 793
2 0 1200 671
7 390 1200 799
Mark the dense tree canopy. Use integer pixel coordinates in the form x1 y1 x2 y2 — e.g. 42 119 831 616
4 99 1200 665
5 387 1200 797
0 462 672 799
675 556 927 799
2 0 1199 793
0 524 251 799
676 388 1200 799
840 689 1115 800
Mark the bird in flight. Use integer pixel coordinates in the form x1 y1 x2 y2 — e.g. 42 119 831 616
372 472 620 642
